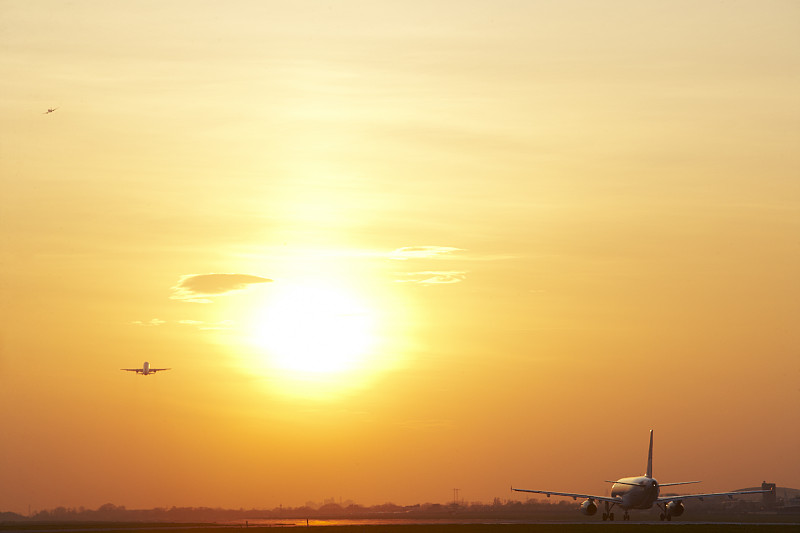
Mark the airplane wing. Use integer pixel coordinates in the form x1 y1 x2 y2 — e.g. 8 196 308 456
121 368 143 373
148 368 171 373
512 487 621 504
656 487 772 503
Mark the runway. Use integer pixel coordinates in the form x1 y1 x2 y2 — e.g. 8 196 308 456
2 521 800 533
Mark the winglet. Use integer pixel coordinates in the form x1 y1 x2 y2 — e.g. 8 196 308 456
646 429 654 478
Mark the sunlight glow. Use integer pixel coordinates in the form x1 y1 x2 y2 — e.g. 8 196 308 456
245 281 379 389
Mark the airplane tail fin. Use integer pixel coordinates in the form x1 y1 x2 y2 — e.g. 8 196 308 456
646 429 654 478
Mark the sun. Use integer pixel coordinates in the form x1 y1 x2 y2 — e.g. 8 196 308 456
246 281 378 380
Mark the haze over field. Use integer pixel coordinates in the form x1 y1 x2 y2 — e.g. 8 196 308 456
1 0 798 515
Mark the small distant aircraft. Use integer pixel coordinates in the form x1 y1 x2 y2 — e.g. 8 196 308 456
43 107 58 114
121 361 171 375
512 430 772 521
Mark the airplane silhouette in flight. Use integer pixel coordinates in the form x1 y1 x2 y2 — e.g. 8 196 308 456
121 362 171 375
44 107 58 114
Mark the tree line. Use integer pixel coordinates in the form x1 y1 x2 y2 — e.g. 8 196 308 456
2 495 773 523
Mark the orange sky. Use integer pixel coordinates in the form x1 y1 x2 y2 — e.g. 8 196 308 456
1 0 799 515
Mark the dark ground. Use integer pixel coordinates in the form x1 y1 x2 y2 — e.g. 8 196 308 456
2 524 799 533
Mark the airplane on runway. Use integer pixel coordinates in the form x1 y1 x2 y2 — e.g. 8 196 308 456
512 430 772 521
121 361 170 375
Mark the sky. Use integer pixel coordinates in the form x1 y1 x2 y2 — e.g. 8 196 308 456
1 0 799 515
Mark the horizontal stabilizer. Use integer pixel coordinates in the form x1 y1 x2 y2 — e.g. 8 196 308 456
604 480 641 487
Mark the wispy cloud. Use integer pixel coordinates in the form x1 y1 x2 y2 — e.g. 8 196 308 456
171 273 273 303
179 319 236 330
389 246 463 260
395 271 467 285
395 418 455 430
131 318 166 327
130 319 236 330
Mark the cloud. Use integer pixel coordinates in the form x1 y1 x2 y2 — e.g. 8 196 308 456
171 273 272 302
396 418 455 430
130 318 237 330
131 318 166 326
395 271 467 285
179 319 236 330
389 246 463 260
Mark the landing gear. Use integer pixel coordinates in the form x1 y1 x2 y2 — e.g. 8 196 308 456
657 504 672 522
602 501 617 521
657 505 672 521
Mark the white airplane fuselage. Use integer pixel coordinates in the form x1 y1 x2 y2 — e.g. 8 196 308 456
141 361 152 374
611 476 660 510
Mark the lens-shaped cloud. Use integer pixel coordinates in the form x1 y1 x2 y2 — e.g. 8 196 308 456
171 273 273 302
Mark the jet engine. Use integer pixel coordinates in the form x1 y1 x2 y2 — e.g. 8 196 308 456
666 500 685 517
580 499 598 516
